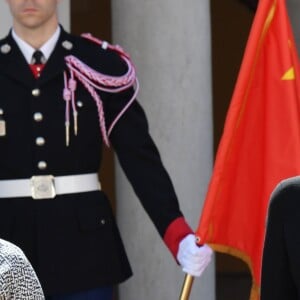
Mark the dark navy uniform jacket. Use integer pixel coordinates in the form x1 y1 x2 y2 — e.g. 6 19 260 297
0 27 192 295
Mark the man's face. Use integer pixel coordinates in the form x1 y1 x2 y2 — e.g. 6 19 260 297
6 0 59 30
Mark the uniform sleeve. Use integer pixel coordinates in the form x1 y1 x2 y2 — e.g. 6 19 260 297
261 189 297 299
104 87 193 258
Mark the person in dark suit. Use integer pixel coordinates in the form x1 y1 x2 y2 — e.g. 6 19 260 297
261 176 300 299
0 0 212 299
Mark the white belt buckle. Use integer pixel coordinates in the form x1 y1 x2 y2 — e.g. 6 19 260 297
31 175 56 199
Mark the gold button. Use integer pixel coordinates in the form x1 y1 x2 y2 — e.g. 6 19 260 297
37 161 47 170
32 89 41 97
36 137 45 146
33 112 43 122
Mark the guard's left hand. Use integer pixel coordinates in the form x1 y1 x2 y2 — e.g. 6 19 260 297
177 234 213 277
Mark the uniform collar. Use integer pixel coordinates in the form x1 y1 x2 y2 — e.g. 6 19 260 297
11 26 61 64
0 26 75 87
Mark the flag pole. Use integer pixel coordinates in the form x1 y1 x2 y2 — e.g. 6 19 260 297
179 274 194 300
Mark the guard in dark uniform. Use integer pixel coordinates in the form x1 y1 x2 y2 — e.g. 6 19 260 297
0 0 212 299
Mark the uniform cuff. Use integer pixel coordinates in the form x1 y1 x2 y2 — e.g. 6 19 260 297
163 216 193 259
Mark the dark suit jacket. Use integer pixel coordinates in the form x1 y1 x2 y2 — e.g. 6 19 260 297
0 27 190 296
261 176 300 299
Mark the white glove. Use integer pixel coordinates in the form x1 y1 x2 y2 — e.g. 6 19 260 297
177 234 213 277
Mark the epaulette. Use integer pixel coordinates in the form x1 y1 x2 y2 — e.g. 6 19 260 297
62 33 139 147
81 33 131 60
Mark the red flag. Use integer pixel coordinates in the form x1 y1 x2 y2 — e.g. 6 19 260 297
196 0 300 299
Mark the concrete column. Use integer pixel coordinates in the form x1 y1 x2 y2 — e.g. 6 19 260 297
112 1 215 299
0 1 70 37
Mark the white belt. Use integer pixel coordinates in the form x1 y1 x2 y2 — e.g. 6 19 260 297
0 173 101 200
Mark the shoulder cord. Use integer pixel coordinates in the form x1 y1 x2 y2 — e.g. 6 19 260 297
63 33 139 147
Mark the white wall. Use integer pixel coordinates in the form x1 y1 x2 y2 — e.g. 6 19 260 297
112 0 215 299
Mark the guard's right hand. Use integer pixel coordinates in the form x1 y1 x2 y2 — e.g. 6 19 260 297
176 234 213 277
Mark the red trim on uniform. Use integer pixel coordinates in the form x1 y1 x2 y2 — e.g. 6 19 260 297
163 216 193 259
30 64 45 79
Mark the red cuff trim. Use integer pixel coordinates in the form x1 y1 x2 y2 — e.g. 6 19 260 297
163 216 193 259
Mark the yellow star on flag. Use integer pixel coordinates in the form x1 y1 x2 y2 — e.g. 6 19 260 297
282 67 295 80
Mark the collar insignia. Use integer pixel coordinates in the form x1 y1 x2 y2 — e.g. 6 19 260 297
1 44 11 54
62 40 73 50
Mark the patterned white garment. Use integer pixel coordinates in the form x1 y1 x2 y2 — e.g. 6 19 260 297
0 239 44 299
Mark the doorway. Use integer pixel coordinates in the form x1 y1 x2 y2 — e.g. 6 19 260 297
211 0 255 299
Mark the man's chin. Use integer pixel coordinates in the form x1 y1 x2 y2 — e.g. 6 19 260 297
17 17 44 30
